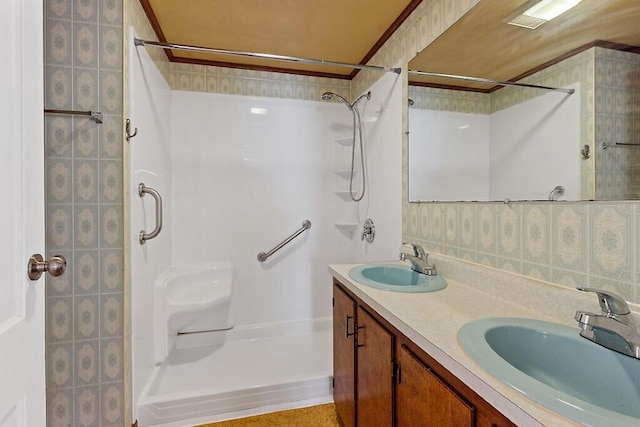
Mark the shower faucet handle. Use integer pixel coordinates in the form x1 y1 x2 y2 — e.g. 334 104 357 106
361 219 375 243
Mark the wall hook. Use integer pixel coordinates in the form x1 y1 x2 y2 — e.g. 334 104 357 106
126 119 138 142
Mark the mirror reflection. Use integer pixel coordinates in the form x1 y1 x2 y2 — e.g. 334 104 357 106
407 0 640 202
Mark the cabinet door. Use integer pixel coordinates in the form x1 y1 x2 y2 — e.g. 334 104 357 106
333 284 356 427
396 345 475 427
356 306 394 427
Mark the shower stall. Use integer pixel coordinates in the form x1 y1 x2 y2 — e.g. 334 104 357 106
129 37 402 426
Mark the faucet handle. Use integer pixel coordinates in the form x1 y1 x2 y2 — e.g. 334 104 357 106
400 243 416 254
577 287 630 316
400 242 426 259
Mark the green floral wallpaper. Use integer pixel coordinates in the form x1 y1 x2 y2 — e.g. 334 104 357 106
45 0 124 425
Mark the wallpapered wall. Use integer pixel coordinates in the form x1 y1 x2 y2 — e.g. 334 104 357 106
41 0 637 425
594 48 640 200
44 0 125 426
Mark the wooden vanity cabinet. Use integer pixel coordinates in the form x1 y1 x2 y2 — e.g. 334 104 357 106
333 281 394 427
333 279 516 427
355 305 394 427
333 283 356 427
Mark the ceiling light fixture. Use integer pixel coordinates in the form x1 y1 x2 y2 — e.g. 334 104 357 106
507 0 583 29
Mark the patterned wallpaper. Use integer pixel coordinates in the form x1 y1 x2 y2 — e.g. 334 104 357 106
170 63 351 102
42 2 636 426
594 47 640 200
352 0 640 304
409 86 490 114
44 0 125 426
489 49 593 114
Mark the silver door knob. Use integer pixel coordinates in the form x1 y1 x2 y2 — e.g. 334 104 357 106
27 254 67 280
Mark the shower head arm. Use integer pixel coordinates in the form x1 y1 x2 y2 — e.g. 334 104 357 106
321 91 352 109
321 91 371 110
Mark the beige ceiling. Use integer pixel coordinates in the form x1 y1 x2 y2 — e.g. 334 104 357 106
409 0 640 91
142 0 419 78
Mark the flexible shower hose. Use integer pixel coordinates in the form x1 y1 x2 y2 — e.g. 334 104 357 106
349 105 366 202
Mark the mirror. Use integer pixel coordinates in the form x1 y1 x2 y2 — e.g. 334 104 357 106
407 0 640 202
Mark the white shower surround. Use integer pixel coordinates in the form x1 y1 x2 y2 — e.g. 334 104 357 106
136 317 333 426
130 37 402 425
409 83 581 202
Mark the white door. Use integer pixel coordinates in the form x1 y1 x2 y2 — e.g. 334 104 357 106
0 1 46 426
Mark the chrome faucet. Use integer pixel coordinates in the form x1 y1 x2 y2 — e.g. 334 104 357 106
574 287 640 359
399 243 436 276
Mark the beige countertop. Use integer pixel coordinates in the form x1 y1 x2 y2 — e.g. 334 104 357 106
329 254 640 427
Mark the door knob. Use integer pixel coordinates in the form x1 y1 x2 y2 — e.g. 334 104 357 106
27 254 67 280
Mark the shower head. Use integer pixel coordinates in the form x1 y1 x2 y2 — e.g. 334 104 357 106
321 92 334 101
352 91 372 108
321 91 353 109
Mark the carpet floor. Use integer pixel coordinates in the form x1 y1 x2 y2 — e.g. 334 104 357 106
196 404 341 427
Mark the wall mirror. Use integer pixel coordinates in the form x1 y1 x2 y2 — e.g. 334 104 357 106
407 0 640 202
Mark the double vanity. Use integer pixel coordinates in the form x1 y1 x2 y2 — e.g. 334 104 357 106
329 248 640 427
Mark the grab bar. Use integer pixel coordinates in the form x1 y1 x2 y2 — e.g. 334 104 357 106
138 183 163 245
257 220 311 262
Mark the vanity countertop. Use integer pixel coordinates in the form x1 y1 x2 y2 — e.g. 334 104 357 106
329 255 639 427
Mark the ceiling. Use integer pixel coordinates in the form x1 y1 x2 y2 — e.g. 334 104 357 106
408 0 640 91
140 0 640 87
141 0 421 79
